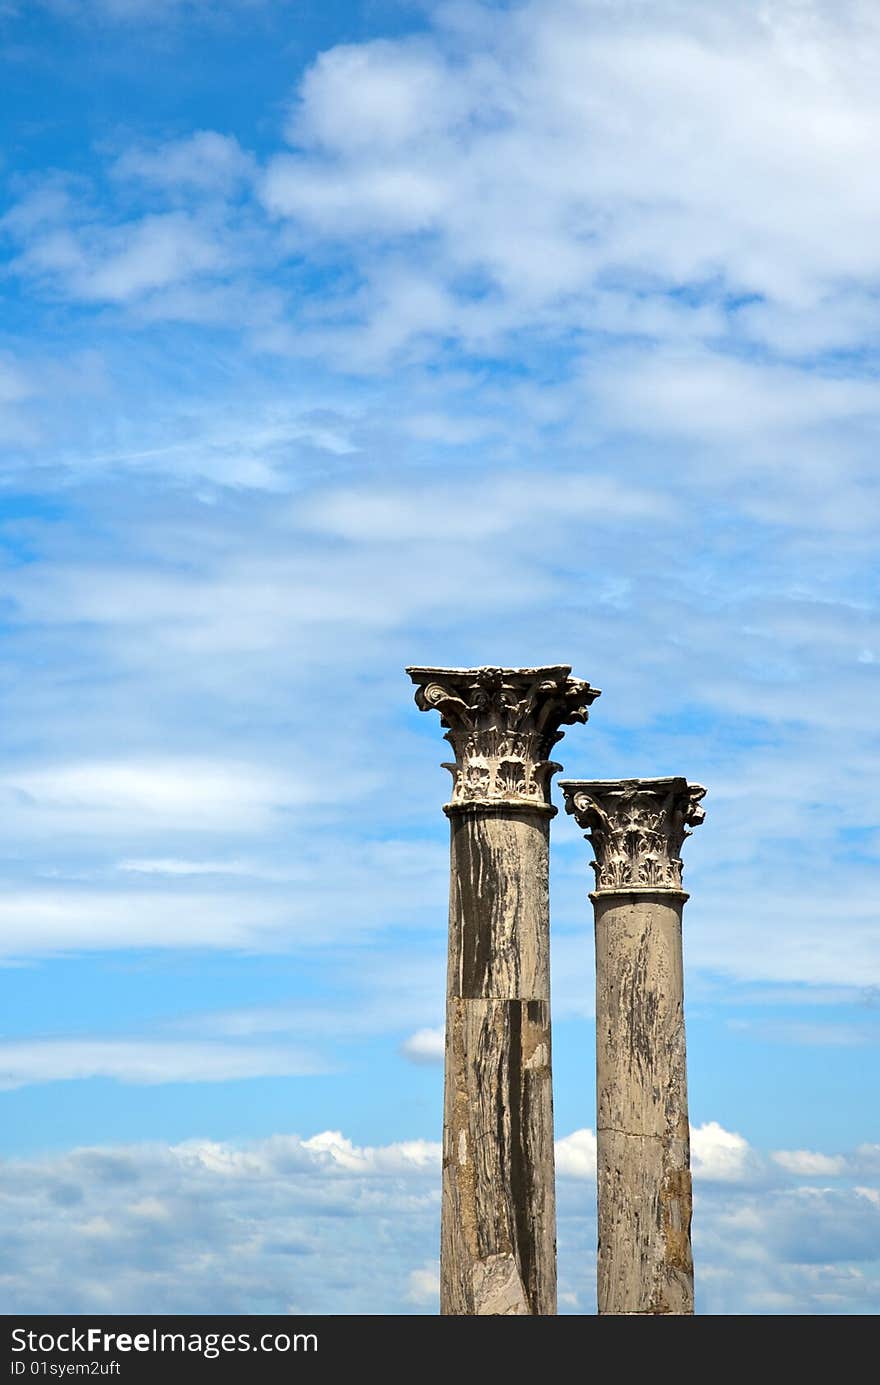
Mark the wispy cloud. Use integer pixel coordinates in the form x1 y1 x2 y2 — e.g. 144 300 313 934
0 888 294 957
772 1150 848 1177
728 1019 880 1046
113 133 256 194
10 211 233 305
0 1038 324 1090
2 758 301 830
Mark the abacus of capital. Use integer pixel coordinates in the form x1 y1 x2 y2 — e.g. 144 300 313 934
407 665 600 1315
559 777 706 1316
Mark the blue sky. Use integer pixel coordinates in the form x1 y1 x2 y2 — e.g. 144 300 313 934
1 0 879 1315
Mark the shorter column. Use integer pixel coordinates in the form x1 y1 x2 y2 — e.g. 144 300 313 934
559 776 706 1316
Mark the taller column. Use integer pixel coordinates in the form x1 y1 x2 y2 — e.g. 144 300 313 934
559 777 706 1316
408 665 600 1315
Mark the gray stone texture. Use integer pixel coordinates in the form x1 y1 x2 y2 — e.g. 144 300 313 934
560 777 706 1316
409 666 599 1315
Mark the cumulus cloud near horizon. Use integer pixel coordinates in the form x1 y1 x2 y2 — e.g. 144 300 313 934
0 1121 876 1315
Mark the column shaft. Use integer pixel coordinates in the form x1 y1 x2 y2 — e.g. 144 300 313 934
594 892 692 1315
560 776 705 1317
408 665 600 1316
442 806 555 1315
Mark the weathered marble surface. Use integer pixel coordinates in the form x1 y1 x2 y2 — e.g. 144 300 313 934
448 809 550 1001
561 777 705 1317
442 994 555 1314
410 666 598 1316
594 894 693 1315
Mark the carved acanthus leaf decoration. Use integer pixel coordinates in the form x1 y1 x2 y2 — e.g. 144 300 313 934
560 778 706 892
407 665 600 807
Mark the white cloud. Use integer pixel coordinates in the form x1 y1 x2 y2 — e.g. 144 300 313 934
262 154 450 236
687 889 880 989
0 355 32 407
113 133 255 192
53 403 356 488
0 835 449 959
0 889 287 956
0 355 38 446
730 1019 878 1047
0 457 875 989
0 1038 323 1090
0 1127 444 1314
1 543 558 656
117 857 263 877
585 348 880 441
257 0 880 365
691 1121 758 1183
303 473 669 543
176 960 445 1043
772 1150 847 1177
0 181 76 239
1 758 300 831
854 1144 880 1173
13 212 230 304
289 40 464 154
400 1028 445 1065
0 865 438 957
88 215 226 301
555 1128 597 1180
0 1123 876 1313
16 0 880 375
406 1263 440 1306
6 192 234 306
299 1131 440 1175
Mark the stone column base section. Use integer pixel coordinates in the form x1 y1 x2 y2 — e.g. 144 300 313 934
443 995 554 1315
560 777 706 1317
408 666 600 1316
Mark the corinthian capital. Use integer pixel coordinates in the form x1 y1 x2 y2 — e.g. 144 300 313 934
559 777 706 893
407 665 600 809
